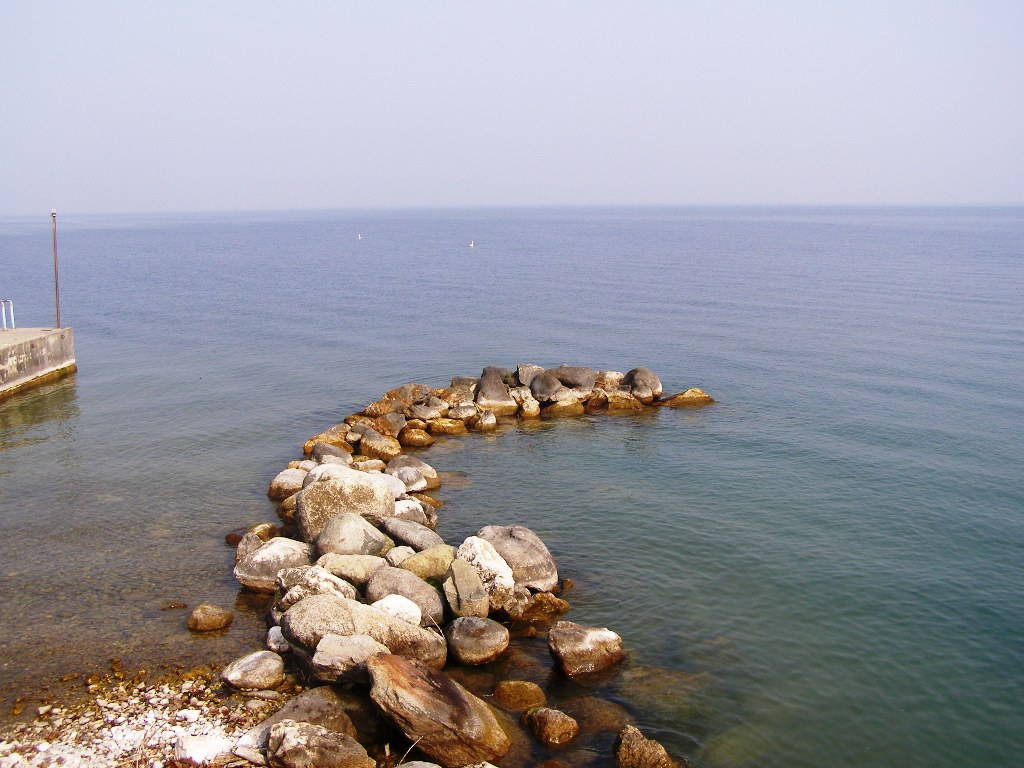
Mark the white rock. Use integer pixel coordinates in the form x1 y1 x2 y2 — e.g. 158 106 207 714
221 651 285 690
456 536 515 611
268 468 306 500
173 734 233 766
176 709 201 723
370 594 422 626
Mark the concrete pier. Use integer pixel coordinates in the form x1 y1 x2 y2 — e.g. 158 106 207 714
0 328 76 400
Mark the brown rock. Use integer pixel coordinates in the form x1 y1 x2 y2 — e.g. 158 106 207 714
427 418 468 435
302 423 353 456
584 389 609 413
659 388 715 406
277 493 299 525
358 429 402 461
540 400 585 418
522 707 579 747
615 725 679 768
548 620 626 677
605 389 645 412
367 654 510 767
399 427 435 447
504 591 570 622
187 603 234 632
560 696 633 734
410 492 444 509
492 680 546 711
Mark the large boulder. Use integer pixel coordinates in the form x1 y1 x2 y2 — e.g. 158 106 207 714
295 466 393 542
365 566 445 627
475 525 558 592
281 594 447 668
516 363 545 388
615 725 679 768
268 469 308 501
233 687 357 765
382 518 445 551
444 617 510 665
442 559 490 618
548 621 626 676
529 371 563 402
475 369 518 416
315 554 385 587
235 537 312 592
622 368 662 403
221 651 285 690
266 720 374 768
456 537 515 612
317 513 394 557
367 654 511 767
400 544 456 582
548 365 597 392
311 633 390 684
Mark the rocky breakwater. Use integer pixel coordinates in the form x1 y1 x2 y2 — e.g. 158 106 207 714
1 363 712 768
224 364 713 767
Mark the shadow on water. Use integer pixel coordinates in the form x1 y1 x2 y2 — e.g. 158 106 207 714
0 378 79 452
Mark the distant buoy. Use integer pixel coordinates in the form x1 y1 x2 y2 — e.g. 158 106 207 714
357 233 363 240
468 240 475 248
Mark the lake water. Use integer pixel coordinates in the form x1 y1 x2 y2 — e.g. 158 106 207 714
0 207 1021 767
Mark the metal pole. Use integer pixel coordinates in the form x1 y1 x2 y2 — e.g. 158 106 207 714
51 208 61 328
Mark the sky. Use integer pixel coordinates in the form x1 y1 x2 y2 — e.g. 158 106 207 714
2 1 1022 215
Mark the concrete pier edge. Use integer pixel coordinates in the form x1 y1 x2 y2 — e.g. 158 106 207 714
0 328 77 401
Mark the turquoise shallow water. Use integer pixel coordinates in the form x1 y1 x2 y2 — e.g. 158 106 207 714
0 207 1022 766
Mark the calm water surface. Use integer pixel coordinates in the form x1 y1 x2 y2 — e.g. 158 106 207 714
1 207 1021 767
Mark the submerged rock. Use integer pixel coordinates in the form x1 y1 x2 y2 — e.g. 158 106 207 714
659 388 715 406
548 620 626 677
186 603 234 632
522 707 580 747
444 617 510 665
492 680 546 711
476 524 558 592
281 594 447 667
234 537 312 592
615 725 680 768
367 654 511 766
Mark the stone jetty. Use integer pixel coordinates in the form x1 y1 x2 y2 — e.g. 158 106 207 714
0 363 713 767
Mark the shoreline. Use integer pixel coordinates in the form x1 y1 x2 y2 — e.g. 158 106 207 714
1 364 713 768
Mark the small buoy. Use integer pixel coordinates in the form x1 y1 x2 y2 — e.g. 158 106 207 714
468 240 475 247
357 233 363 240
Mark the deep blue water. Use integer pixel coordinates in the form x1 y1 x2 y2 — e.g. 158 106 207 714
1 207 1022 767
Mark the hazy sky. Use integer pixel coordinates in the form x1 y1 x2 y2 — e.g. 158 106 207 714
2 1 1022 214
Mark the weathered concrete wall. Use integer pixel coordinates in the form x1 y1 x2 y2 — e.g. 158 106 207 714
0 328 76 400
